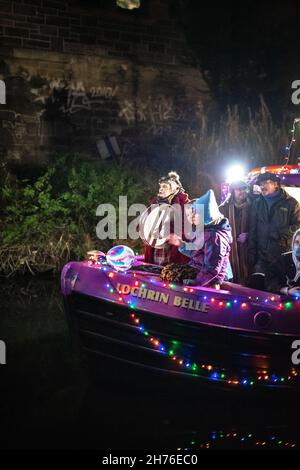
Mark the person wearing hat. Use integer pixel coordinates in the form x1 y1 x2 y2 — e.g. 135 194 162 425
266 228 300 295
161 189 232 289
144 171 190 265
248 172 300 290
219 180 251 285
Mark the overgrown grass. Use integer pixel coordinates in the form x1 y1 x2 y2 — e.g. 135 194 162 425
169 97 291 195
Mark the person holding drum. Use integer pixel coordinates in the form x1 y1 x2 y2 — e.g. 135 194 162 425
143 171 190 266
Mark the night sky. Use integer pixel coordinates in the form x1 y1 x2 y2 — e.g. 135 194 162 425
180 0 300 118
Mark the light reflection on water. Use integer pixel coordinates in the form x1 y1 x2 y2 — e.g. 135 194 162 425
0 277 299 449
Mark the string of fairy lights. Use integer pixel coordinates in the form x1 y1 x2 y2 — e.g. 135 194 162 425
88 256 300 311
176 430 296 450
284 118 300 164
126 309 298 387
100 267 300 388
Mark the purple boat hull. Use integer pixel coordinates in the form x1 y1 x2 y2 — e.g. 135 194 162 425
61 260 300 391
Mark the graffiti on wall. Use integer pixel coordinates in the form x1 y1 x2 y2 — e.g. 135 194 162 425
119 96 204 134
33 79 119 116
3 118 27 141
2 111 44 143
1 62 208 166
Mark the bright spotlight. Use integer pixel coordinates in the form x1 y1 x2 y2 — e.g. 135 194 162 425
225 164 246 184
116 0 140 9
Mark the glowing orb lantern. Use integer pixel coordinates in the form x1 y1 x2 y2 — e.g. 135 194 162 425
106 245 135 272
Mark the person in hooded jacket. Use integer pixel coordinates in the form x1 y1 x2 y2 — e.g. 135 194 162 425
266 228 300 296
161 189 232 289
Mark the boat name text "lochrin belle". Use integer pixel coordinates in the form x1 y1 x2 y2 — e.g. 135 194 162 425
116 283 210 313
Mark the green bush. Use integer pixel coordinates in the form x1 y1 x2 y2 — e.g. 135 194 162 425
0 155 151 275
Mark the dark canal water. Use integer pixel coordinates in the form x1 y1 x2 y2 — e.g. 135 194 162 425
0 277 299 450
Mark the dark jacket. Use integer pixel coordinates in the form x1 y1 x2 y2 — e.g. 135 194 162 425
219 196 251 284
248 189 300 270
266 252 300 293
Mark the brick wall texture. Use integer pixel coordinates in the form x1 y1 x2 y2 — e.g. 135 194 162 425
0 0 213 167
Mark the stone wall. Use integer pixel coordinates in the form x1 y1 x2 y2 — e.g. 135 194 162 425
0 0 213 169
